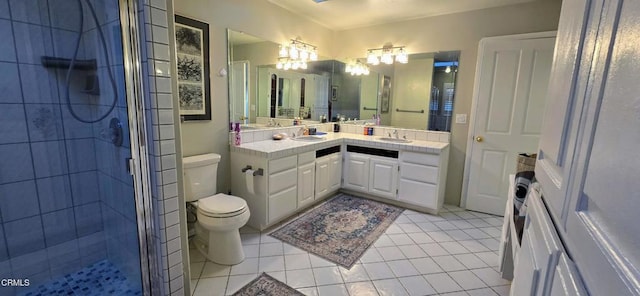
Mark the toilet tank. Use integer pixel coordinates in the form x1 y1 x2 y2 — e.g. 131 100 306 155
183 153 221 202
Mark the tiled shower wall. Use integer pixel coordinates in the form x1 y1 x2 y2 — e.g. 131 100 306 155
0 0 184 294
0 0 125 292
138 0 184 294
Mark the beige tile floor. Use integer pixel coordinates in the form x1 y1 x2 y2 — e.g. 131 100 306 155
189 202 511 296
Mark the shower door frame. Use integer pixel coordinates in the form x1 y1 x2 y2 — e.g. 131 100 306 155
118 0 160 294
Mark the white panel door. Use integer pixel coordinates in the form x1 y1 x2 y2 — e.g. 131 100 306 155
536 0 593 223
297 162 315 207
315 157 330 199
328 153 342 191
368 158 398 199
465 33 556 215
343 153 369 192
561 1 640 293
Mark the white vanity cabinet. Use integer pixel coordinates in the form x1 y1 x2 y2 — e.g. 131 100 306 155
343 151 398 198
397 150 449 211
231 137 449 229
231 145 344 230
343 145 401 198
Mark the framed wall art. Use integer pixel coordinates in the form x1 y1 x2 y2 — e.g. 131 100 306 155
174 15 211 121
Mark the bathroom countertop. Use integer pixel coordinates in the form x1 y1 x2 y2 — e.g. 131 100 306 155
230 132 449 158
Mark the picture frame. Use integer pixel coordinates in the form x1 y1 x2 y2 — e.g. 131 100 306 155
331 85 339 101
174 15 211 121
380 75 391 113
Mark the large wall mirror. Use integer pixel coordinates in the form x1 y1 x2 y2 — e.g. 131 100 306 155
227 28 459 131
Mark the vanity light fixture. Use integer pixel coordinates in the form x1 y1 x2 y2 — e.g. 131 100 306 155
345 60 370 76
366 44 408 65
276 38 318 70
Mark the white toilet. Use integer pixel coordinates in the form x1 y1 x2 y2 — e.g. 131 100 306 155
183 153 250 265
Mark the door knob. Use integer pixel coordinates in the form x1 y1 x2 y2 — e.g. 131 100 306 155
475 136 483 142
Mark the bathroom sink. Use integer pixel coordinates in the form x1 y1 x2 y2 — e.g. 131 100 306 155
378 137 412 143
240 124 267 130
293 135 326 142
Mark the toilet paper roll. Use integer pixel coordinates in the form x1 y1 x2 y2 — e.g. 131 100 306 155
245 169 255 195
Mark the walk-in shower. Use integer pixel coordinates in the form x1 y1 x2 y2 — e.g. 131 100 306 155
0 0 155 295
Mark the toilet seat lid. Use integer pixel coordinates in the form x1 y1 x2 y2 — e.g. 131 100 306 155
198 193 247 216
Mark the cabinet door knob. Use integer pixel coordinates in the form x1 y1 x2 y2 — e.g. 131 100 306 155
475 136 483 142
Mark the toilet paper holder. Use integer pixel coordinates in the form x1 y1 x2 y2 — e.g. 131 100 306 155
241 165 264 176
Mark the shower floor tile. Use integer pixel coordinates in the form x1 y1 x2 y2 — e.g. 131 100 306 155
20 260 141 296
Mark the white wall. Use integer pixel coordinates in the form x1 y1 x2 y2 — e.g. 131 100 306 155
333 0 562 204
174 0 333 194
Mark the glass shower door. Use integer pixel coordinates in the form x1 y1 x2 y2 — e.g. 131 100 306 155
0 0 148 295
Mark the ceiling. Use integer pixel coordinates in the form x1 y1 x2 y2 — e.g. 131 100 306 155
267 0 537 30
229 30 266 45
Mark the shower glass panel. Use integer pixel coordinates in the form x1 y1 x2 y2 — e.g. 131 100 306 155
0 0 144 295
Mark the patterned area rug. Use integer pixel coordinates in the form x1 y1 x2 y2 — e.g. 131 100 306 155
232 273 303 296
270 194 404 268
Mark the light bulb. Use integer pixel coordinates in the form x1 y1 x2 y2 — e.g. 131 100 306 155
395 48 408 64
310 51 318 61
367 51 379 65
276 61 283 69
300 62 308 69
292 62 300 70
381 52 393 64
289 47 299 59
284 62 291 70
279 45 288 58
300 50 309 61
345 64 352 73
445 66 451 73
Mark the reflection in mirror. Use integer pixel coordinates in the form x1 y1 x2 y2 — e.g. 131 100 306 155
429 53 459 131
227 29 459 132
257 61 334 122
368 51 459 132
230 61 249 124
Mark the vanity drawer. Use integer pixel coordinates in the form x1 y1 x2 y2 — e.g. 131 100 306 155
398 179 437 208
269 167 297 194
298 151 315 165
400 162 438 184
401 151 439 167
269 155 297 174
269 186 297 223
